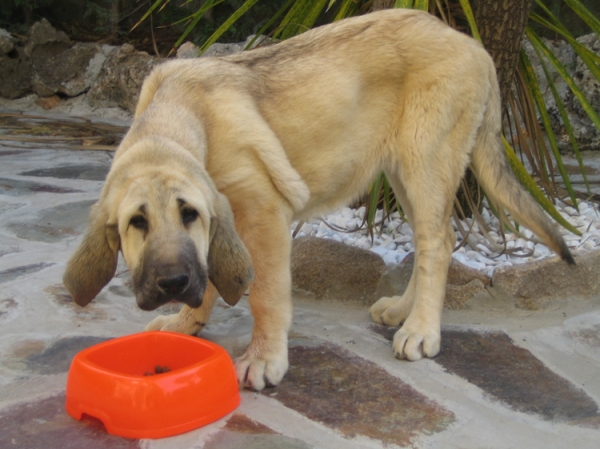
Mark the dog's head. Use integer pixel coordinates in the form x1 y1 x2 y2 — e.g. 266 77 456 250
62 141 254 311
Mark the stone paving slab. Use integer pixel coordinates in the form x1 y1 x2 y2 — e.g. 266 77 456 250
1 111 600 448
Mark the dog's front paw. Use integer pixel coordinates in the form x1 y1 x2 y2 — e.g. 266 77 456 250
145 313 203 334
235 342 289 391
392 320 440 361
369 295 413 327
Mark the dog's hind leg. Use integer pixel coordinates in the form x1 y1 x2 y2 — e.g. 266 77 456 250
145 283 219 334
387 157 460 361
376 101 473 359
370 179 416 326
370 168 458 358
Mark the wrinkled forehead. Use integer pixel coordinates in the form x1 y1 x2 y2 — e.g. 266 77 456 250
115 172 214 222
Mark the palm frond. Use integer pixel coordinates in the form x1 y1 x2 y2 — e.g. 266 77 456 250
520 42 578 207
502 135 581 235
276 0 329 40
199 0 260 53
333 0 361 20
562 0 600 36
131 0 169 32
457 0 481 42
526 27 600 135
530 0 600 81
413 0 429 11
245 0 296 49
531 34 592 196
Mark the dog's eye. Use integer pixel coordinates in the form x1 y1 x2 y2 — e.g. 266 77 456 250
129 215 148 231
181 208 199 225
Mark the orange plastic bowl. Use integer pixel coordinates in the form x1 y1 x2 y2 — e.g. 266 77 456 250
65 331 240 439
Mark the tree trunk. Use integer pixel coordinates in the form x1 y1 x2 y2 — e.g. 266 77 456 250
455 0 533 217
109 0 120 37
471 0 533 112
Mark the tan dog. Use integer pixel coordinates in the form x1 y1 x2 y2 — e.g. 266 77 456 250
63 9 574 391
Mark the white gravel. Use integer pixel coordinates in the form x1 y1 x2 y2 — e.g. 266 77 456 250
293 199 600 277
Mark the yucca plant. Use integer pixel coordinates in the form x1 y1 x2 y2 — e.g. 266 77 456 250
138 0 600 245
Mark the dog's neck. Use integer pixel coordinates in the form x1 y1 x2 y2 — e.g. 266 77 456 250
119 100 208 163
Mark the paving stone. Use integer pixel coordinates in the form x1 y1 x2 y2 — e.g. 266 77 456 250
0 262 53 284
569 325 600 349
11 339 46 359
0 177 81 195
0 149 32 157
370 325 599 423
108 284 134 297
223 413 276 434
0 202 26 215
8 200 94 243
435 330 600 422
46 282 110 306
20 164 110 181
204 413 311 449
0 297 18 321
0 394 140 449
0 246 21 257
25 336 110 375
45 284 110 323
265 339 454 447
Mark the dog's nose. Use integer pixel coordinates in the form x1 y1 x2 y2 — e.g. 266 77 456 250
157 274 189 295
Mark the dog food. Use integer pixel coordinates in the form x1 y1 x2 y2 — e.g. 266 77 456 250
144 365 171 376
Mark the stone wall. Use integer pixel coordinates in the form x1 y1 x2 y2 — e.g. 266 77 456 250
523 34 600 153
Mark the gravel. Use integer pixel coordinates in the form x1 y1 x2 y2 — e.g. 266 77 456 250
293 199 600 277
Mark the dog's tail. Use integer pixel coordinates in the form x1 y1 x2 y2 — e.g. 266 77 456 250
470 67 575 265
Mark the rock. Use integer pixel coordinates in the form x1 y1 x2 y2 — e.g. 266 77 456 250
31 42 100 97
375 253 490 309
35 94 61 109
176 42 200 59
292 239 490 308
523 33 600 152
291 236 387 304
0 21 111 101
445 278 487 310
202 41 246 58
374 254 413 300
88 44 161 113
0 28 15 54
24 18 71 57
201 35 271 58
0 46 32 99
570 34 600 151
492 250 600 310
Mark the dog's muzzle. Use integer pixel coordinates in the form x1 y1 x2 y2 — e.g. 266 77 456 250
133 237 207 311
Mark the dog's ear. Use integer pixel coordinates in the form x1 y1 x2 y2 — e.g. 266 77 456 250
63 202 120 306
208 194 254 306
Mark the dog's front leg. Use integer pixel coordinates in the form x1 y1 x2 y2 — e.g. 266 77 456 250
145 283 218 334
233 205 293 391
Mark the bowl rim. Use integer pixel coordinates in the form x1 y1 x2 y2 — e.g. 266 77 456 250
73 331 224 378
